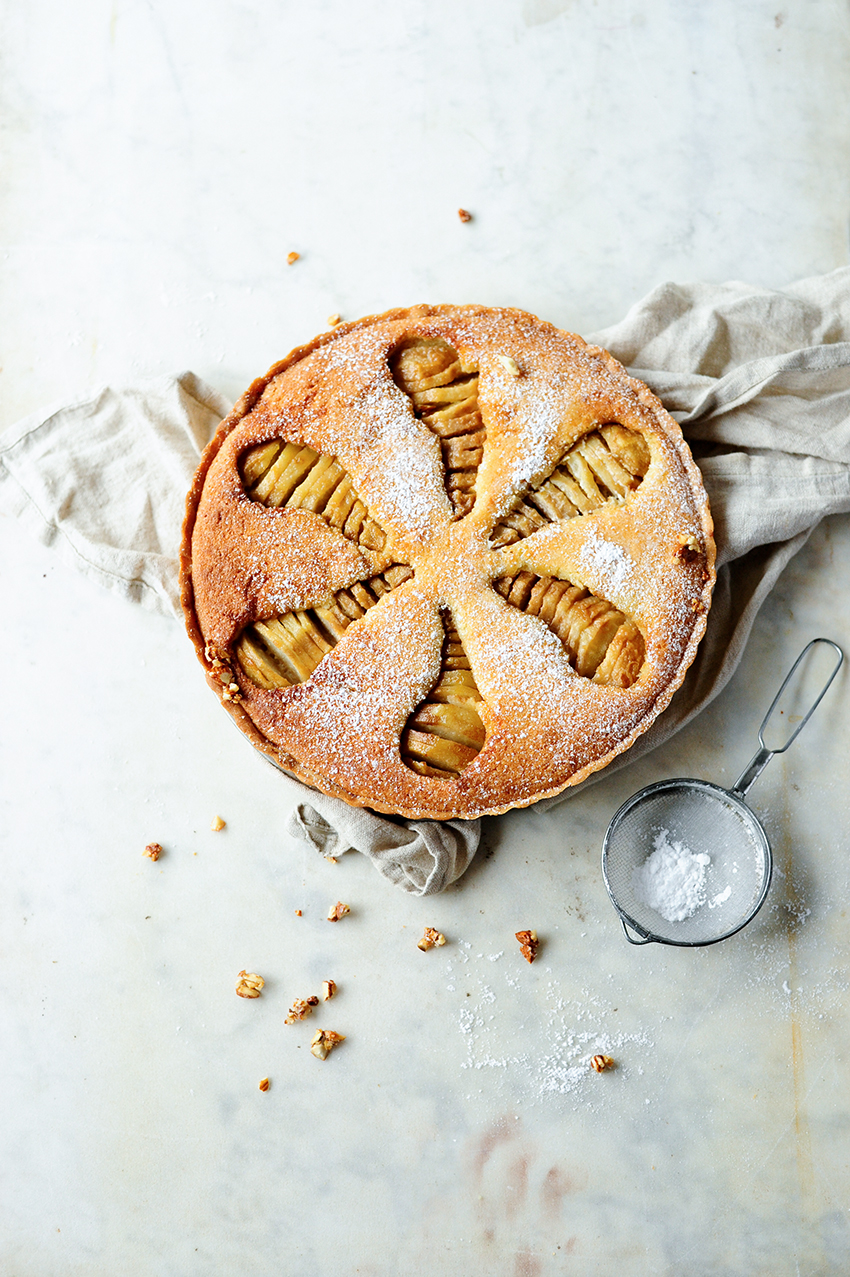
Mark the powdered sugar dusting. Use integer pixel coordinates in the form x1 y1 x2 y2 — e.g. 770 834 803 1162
581 525 634 596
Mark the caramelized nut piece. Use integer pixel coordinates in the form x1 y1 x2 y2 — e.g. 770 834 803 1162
675 533 702 564
327 901 350 922
310 1029 345 1060
286 251 300 265
457 208 472 223
211 815 226 832
497 354 521 377
322 980 337 1001
515 929 539 963
236 970 265 998
144 843 163 861
590 1054 615 1073
258 1077 270 1091
418 927 447 952
285 996 319 1024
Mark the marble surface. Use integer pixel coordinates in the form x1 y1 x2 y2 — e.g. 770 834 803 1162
3 2 850 1273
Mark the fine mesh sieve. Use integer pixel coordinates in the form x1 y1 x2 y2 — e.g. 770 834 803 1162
602 638 843 946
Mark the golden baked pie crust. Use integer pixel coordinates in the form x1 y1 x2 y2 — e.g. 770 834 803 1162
180 304 715 820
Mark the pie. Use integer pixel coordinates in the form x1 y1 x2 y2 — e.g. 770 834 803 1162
180 304 715 819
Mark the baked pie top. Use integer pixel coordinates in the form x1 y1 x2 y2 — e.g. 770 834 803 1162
180 304 715 820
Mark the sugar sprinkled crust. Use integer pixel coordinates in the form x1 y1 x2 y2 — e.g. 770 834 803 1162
180 304 715 820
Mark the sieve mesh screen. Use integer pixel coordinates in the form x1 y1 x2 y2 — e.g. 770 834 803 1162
603 782 770 944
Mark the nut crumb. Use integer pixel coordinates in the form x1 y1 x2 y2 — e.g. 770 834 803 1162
294 909 302 917
327 901 350 922
675 533 702 564
418 927 447 951
286 251 300 265
590 1054 615 1073
258 1077 270 1091
327 313 342 327
515 929 538 963
458 208 472 223
211 815 226 832
322 980 336 1000
310 1029 345 1060
144 843 163 861
497 354 521 376
236 971 264 998
285 996 319 1024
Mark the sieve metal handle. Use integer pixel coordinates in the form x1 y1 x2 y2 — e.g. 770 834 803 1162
731 638 843 799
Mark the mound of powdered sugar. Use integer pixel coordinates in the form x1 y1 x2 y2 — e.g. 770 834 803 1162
631 828 710 922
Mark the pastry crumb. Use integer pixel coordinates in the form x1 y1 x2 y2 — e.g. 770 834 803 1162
418 927 447 951
236 971 264 998
211 815 226 832
258 1077 270 1091
515 929 538 963
327 901 350 922
327 313 343 327
458 208 472 223
590 1054 616 1073
310 1029 345 1060
322 980 337 1001
294 909 302 917
287 251 300 265
144 843 163 861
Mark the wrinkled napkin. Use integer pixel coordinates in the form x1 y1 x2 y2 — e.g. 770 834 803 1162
3 270 850 893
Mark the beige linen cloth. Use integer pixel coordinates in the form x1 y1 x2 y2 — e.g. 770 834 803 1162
4 271 850 894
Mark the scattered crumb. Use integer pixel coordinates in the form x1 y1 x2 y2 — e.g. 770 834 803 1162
285 996 319 1024
286 251 300 265
458 208 472 223
418 927 447 952
294 909 302 917
327 901 350 922
515 930 539 963
322 980 337 1001
328 313 342 327
311 1029 345 1060
211 815 226 832
258 1077 270 1091
590 1054 616 1073
236 971 265 999
144 843 163 861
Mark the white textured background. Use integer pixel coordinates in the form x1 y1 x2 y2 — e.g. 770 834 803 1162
3 2 850 1275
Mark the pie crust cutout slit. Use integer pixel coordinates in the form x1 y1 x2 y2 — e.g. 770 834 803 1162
391 338 484 519
235 566 414 689
401 614 486 776
241 440 387 550
494 571 645 686
490 424 650 547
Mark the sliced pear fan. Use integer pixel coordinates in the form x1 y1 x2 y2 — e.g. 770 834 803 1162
391 338 484 519
236 565 414 689
240 440 386 551
491 424 650 547
401 615 486 776
494 571 645 687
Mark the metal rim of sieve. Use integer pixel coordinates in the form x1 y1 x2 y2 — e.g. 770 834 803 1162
601 638 844 948
602 778 773 946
